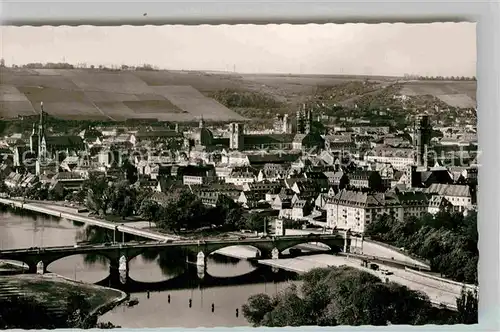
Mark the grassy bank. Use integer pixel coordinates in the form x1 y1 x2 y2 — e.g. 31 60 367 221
0 273 126 316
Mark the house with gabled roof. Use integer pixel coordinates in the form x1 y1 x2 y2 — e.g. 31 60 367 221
237 190 266 209
290 199 313 220
428 195 454 215
225 166 258 185
257 163 289 182
423 183 474 214
291 179 321 198
302 171 329 192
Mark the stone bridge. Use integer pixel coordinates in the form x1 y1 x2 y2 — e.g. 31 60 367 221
0 234 351 278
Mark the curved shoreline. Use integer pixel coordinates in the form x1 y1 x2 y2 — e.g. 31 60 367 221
48 272 129 321
0 261 128 323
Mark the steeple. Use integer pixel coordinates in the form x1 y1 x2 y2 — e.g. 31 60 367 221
38 102 45 136
199 116 205 129
37 102 47 164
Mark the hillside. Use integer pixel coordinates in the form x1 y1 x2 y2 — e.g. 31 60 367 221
0 68 476 122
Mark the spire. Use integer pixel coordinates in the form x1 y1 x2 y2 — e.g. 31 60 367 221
39 102 45 131
199 116 205 129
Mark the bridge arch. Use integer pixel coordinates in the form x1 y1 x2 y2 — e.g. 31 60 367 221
44 252 113 271
210 245 263 259
278 240 340 255
273 238 345 255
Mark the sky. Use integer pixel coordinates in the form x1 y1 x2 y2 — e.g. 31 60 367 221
1 23 476 77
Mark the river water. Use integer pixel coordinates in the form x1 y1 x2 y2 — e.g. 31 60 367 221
0 208 299 328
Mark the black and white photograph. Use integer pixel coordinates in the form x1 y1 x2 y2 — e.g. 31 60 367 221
0 22 479 329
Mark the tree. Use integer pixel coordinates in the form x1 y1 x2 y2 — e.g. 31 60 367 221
155 190 209 232
242 293 274 326
65 292 93 328
139 199 161 222
215 194 244 230
455 288 478 324
260 284 310 327
365 211 478 284
242 266 458 327
108 180 137 219
0 58 5 67
244 213 269 233
121 158 138 184
83 174 112 215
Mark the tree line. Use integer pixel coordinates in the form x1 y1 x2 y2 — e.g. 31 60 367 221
70 173 268 234
242 266 478 327
2 60 159 71
364 210 478 285
403 74 476 81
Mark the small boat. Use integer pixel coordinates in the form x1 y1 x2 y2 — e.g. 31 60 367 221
127 298 139 307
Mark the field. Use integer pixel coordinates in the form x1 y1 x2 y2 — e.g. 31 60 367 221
0 68 477 122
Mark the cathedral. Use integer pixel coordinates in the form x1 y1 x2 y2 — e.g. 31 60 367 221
229 103 324 151
30 102 85 175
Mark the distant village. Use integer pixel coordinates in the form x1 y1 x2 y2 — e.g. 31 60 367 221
0 101 478 236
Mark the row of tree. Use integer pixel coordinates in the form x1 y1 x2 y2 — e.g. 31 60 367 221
1 59 160 71
365 210 478 284
242 266 478 327
138 189 269 234
71 173 267 234
403 74 477 81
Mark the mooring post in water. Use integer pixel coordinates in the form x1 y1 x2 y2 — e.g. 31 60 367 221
236 308 239 317
168 294 170 303
189 299 192 308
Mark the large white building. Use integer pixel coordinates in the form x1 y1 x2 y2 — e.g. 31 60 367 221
325 189 429 234
364 148 414 170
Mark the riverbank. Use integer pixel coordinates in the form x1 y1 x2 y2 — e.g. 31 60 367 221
0 197 177 241
0 273 127 320
0 260 25 273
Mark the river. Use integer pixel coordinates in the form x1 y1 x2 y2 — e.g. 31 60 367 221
0 208 299 328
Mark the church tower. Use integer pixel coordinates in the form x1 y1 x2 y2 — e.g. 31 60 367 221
229 122 244 151
305 108 313 134
30 123 39 154
38 102 47 161
296 103 307 134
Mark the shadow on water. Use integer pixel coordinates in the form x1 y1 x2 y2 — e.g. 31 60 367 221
2 205 62 224
209 253 240 266
99 264 298 294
